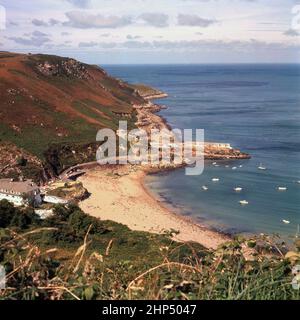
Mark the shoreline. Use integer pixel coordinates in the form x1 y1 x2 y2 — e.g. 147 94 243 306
141 171 234 240
76 90 249 249
78 165 230 249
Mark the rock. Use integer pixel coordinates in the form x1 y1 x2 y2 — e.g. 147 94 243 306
36 59 92 80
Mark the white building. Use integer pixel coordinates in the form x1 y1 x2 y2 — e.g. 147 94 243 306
0 179 42 207
43 195 69 205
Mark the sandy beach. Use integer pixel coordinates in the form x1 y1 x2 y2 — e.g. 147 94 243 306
76 100 244 250
78 165 229 249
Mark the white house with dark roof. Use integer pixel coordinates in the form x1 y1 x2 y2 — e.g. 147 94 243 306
0 179 42 207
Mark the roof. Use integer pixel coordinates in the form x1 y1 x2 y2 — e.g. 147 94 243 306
0 179 39 195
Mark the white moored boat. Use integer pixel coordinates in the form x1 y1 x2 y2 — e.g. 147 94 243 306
278 187 287 191
239 200 249 205
234 187 243 192
258 163 267 170
212 178 220 182
282 219 290 224
202 186 208 191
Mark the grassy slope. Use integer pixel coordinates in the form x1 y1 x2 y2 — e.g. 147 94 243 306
0 52 143 179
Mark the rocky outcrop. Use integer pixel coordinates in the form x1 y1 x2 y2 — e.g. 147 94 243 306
36 58 92 80
131 83 168 100
134 102 251 161
204 148 251 160
0 142 54 183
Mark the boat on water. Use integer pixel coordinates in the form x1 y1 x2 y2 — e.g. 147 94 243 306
232 167 237 170
282 219 290 224
212 162 217 165
185 158 194 164
278 187 287 191
202 186 208 191
258 163 267 170
212 178 220 182
234 187 243 192
239 200 249 205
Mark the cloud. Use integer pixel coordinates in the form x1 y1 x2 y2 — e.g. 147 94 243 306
127 34 142 40
78 41 98 47
64 11 132 28
49 18 60 26
177 14 217 27
99 42 117 49
123 41 152 49
283 28 300 37
32 19 48 27
139 13 169 28
32 18 61 27
65 12 169 29
89 39 300 53
7 30 51 47
66 0 90 8
8 21 19 27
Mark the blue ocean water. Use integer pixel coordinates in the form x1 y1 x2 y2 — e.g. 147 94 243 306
104 64 300 237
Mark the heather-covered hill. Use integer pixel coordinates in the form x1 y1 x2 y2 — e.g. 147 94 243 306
0 52 145 181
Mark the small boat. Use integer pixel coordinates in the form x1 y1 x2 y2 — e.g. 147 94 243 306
297 181 300 184
258 163 267 170
212 162 217 165
282 219 290 224
278 187 287 191
225 165 229 168
232 167 237 170
239 200 249 205
239 165 243 168
234 187 243 192
202 186 208 191
185 159 194 164
212 178 220 182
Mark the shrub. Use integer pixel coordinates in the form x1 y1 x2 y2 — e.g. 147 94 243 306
42 204 108 243
0 200 40 229
16 157 27 167
0 200 16 228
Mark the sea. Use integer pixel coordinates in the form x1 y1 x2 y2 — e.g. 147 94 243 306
104 64 300 238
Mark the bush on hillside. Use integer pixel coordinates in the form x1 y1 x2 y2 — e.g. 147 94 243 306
0 200 40 229
41 204 108 243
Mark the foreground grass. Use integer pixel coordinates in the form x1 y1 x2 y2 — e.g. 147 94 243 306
0 200 299 300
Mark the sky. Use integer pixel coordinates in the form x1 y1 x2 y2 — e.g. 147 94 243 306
0 0 299 64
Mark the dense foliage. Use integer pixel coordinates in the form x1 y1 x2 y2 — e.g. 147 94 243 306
0 200 299 300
